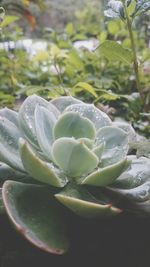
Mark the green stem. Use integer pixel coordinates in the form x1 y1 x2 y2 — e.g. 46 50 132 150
123 4 144 102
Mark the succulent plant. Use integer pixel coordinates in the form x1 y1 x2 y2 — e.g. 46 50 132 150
0 95 150 254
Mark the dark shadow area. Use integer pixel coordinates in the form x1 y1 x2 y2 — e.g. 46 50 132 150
0 212 150 267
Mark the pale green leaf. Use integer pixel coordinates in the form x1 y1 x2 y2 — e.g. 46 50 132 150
65 103 111 130
99 40 133 64
54 112 96 140
55 183 120 217
34 105 56 161
0 117 24 172
52 137 99 177
19 139 67 187
81 158 131 186
50 96 82 112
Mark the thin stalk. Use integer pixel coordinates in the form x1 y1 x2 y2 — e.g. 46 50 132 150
123 4 144 102
53 58 70 96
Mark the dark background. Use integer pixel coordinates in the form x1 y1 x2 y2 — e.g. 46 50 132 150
0 212 150 267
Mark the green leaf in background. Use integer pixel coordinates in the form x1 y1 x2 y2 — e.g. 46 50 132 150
73 82 98 98
99 40 133 64
0 7 5 24
65 22 74 36
0 15 19 28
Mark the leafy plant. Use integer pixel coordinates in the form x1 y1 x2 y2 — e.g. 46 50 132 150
0 95 150 254
103 0 150 110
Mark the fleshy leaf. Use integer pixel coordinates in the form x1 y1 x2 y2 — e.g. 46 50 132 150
111 182 150 203
0 188 5 214
50 96 82 112
55 183 120 217
113 156 150 189
52 137 99 177
81 158 131 186
19 95 60 149
65 103 111 130
96 126 129 166
54 112 96 140
0 117 24 171
0 162 26 183
112 120 137 144
19 139 67 187
2 181 69 254
96 126 128 149
34 105 56 161
92 142 105 160
0 108 19 127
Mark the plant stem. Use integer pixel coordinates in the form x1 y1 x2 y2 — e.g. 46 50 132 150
123 4 144 102
53 58 70 96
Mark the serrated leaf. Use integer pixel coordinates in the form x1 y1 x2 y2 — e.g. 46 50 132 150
99 40 133 64
52 138 99 177
54 112 96 140
2 181 69 254
19 139 67 187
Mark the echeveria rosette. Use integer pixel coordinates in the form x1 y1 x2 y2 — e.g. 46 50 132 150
0 95 150 255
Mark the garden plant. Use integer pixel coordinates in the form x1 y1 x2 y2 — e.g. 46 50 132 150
0 94 150 254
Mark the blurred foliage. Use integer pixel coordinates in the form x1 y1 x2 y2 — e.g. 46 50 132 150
0 0 149 136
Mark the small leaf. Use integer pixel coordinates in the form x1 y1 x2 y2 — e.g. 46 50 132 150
52 138 99 177
73 82 98 98
65 22 74 36
2 181 69 254
19 139 67 187
81 158 131 186
0 15 19 28
54 112 96 140
55 183 120 217
99 40 133 64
